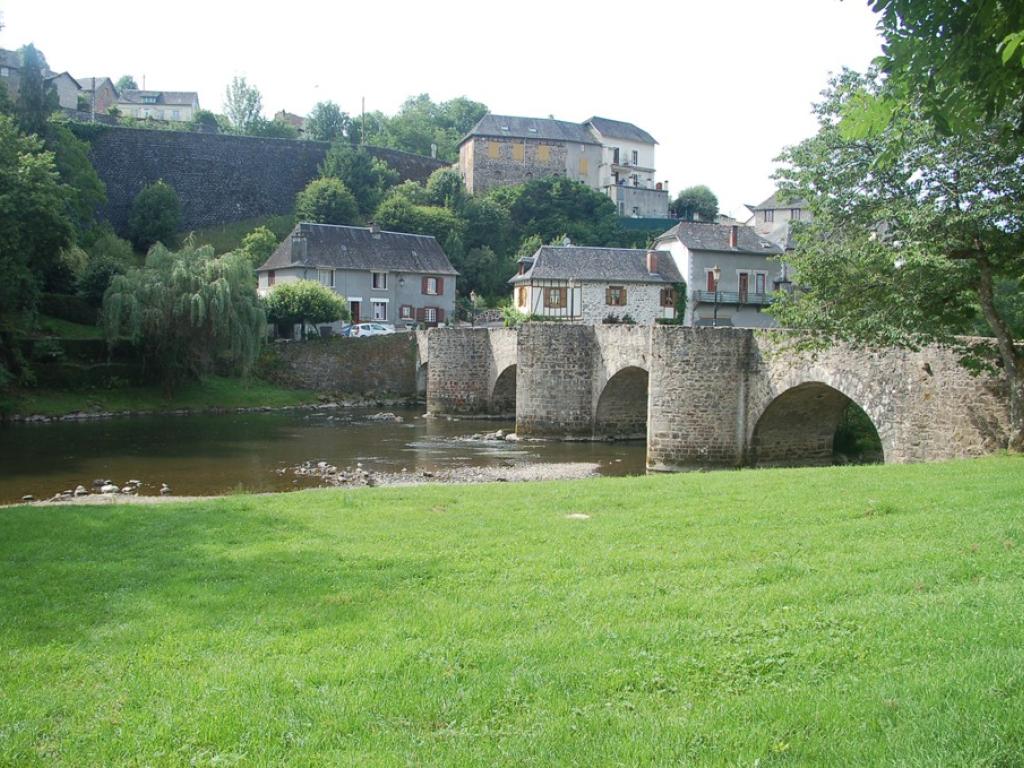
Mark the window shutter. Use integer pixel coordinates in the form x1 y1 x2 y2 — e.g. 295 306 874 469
621 287 627 305
415 307 426 322
605 286 612 305
436 277 444 294
421 276 428 295
436 307 445 323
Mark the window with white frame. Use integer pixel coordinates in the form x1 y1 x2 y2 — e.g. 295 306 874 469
424 307 437 323
754 272 767 294
372 301 387 321
399 304 413 319
425 276 438 295
317 268 334 288
631 149 639 164
0 67 9 77
371 271 387 290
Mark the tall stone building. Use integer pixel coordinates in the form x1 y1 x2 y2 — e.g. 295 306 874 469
457 113 669 218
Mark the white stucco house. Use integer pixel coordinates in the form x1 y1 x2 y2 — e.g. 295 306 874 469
509 245 682 324
584 116 669 219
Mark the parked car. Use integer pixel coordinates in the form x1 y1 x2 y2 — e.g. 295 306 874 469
346 322 396 337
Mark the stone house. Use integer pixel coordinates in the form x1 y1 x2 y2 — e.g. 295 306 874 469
116 89 199 122
44 72 81 110
458 113 669 218
509 245 681 324
746 191 812 249
257 222 458 335
584 116 669 218
0 49 21 99
77 77 120 114
653 222 785 327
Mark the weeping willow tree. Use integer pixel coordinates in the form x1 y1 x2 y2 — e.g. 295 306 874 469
102 242 266 390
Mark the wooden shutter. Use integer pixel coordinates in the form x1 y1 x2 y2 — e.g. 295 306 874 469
415 307 426 322
620 287 627 305
436 277 444 295
605 286 612 305
421 276 429 295
436 308 445 323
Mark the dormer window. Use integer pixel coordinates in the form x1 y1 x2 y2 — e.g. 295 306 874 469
142 95 158 104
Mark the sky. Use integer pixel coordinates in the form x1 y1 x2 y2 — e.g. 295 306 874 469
1 0 883 219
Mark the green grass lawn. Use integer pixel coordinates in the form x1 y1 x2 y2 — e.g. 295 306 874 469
1 457 1023 766
34 315 104 340
182 214 295 255
2 375 321 417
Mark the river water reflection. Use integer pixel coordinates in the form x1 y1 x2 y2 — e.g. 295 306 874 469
0 407 648 503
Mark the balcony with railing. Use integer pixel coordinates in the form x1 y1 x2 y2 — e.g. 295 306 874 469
692 289 773 307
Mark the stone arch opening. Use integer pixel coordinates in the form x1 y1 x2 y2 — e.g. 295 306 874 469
750 382 884 467
490 364 516 416
416 363 428 396
594 366 649 439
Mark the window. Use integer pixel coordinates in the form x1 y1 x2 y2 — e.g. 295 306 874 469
755 273 767 294
764 209 774 223
268 270 276 287
142 95 158 104
631 174 639 187
612 147 620 164
660 287 677 307
0 67 9 77
631 149 639 165
606 285 627 306
578 157 589 175
171 110 180 120
631 206 640 216
487 141 500 159
317 268 334 288
537 145 550 162
791 208 801 221
512 143 525 161
706 270 718 292
400 304 413 319
619 202 625 215
372 271 387 290
424 307 437 323
372 301 387 321
423 276 439 295
544 287 566 308
518 286 527 307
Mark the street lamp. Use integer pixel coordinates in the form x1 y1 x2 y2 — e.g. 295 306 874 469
711 264 721 327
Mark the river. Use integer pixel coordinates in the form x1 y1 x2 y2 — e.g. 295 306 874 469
0 407 648 504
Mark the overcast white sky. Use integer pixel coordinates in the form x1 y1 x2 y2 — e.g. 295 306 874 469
1 0 882 218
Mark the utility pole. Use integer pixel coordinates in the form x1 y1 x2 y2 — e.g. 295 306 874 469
361 96 365 145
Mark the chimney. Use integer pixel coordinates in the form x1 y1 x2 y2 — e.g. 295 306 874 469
290 230 307 264
368 222 381 237
646 250 658 274
729 225 739 248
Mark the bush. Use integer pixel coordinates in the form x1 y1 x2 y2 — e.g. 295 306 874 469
239 226 279 269
128 180 181 251
295 178 359 226
77 232 136 306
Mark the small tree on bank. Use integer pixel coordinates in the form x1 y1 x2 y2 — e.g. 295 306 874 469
102 243 265 390
295 178 359 226
264 280 349 338
127 180 181 251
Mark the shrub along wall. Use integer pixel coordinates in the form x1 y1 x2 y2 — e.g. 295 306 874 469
260 334 418 396
77 125 447 233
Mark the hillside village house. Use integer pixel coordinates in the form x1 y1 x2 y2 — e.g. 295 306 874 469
44 72 80 110
746 191 812 250
653 222 785 327
116 89 199 122
510 245 682 324
258 222 457 336
77 77 119 114
458 113 669 218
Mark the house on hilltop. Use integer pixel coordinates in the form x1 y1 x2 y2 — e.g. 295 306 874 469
746 191 812 249
258 222 458 335
77 77 120 114
457 113 669 217
116 89 199 122
509 245 681 324
653 222 785 327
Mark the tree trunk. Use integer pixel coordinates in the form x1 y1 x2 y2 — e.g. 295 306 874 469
977 256 1024 451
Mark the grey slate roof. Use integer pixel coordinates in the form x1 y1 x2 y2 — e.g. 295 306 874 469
45 72 80 88
462 114 600 146
748 191 809 211
509 246 681 285
119 89 199 106
584 116 657 145
655 222 784 255
258 222 458 275
78 77 115 93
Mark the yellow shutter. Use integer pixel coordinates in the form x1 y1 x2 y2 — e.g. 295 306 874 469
579 157 589 175
513 143 525 161
538 145 550 162
488 141 499 159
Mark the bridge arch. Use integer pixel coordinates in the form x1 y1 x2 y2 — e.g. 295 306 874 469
749 380 886 467
594 365 650 439
490 364 517 416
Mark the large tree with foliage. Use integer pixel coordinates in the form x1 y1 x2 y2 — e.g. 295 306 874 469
771 69 1024 450
46 120 106 236
319 144 398 215
307 101 351 143
102 243 265 388
858 0 1024 133
374 196 465 246
128 180 181 251
115 75 138 91
374 94 487 161
15 44 55 136
490 176 619 248
0 114 73 383
295 178 359 225
223 76 263 135
264 280 348 338
669 185 719 221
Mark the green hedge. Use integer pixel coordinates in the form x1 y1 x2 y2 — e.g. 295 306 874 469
38 293 99 326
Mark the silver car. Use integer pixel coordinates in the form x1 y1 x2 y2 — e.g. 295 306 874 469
347 322 396 337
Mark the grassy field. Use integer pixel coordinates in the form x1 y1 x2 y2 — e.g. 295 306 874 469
2 375 321 418
1 457 1022 766
182 214 295 255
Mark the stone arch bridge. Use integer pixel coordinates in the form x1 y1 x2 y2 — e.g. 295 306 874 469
418 325 1009 470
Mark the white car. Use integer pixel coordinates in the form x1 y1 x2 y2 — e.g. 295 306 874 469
347 322 396 337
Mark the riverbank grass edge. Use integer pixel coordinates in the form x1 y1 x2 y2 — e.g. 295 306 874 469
2 456 1022 765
